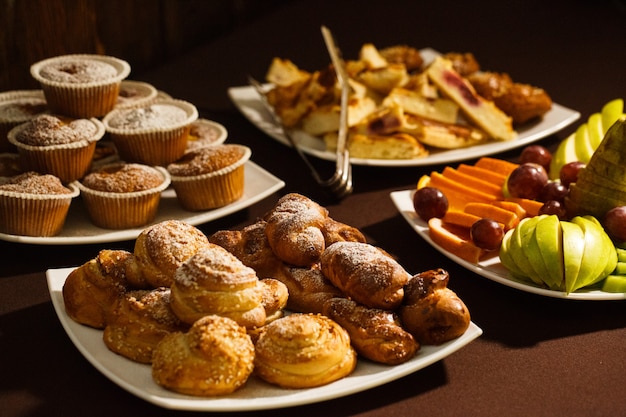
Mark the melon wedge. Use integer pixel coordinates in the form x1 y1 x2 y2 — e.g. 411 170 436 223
474 157 519 177
428 217 484 264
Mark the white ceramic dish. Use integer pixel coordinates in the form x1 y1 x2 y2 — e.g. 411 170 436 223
228 48 580 167
0 161 284 245
47 267 482 411
390 189 626 300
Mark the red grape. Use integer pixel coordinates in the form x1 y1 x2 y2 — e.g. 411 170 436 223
506 163 549 200
603 206 626 242
413 187 448 221
559 161 586 188
470 218 504 251
537 180 569 203
520 145 552 172
539 200 566 219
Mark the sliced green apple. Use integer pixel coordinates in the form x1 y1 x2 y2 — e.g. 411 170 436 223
499 229 526 279
508 217 544 286
601 275 626 293
587 113 604 149
549 132 577 180
534 214 564 290
570 216 616 291
560 221 586 294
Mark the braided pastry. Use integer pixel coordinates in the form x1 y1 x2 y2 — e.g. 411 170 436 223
264 193 329 267
152 315 255 396
169 243 266 329
399 268 471 345
322 297 418 365
253 313 357 388
320 241 408 310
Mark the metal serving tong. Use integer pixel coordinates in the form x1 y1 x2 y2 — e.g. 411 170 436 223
248 26 352 199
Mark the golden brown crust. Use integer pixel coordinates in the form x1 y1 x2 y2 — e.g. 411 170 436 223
253 313 357 388
399 269 471 345
103 287 187 363
467 71 552 124
379 45 424 72
62 249 132 328
264 193 329 267
169 243 266 328
274 264 344 314
441 52 481 76
320 241 408 310
322 298 419 365
152 315 255 396
133 219 210 288
259 278 289 323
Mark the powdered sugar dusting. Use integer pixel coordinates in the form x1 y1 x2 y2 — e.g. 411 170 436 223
16 114 97 146
81 163 163 192
107 104 188 129
0 171 72 194
39 60 118 83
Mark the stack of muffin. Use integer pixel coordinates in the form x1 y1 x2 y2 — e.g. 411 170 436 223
0 54 247 237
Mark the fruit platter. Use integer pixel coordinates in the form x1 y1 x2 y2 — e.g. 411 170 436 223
392 99 626 300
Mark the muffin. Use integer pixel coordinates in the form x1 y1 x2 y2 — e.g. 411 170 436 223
30 54 130 118
115 80 158 110
102 99 198 166
185 118 228 151
8 114 105 183
0 89 48 152
74 162 170 229
167 144 250 211
0 171 79 236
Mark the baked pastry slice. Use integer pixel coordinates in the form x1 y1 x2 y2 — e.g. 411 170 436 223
152 315 255 396
254 313 357 388
169 243 266 329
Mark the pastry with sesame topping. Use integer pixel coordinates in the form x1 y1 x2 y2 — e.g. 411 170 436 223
152 315 255 396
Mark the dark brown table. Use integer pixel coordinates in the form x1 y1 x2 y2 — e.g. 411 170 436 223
2 1 626 416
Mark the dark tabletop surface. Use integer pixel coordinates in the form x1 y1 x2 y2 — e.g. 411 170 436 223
2 1 626 416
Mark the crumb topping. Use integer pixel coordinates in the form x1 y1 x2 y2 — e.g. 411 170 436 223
15 114 97 146
0 171 72 194
39 60 118 83
81 163 163 192
167 145 244 176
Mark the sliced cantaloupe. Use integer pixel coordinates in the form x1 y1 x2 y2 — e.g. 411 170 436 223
428 217 484 264
463 202 520 231
417 174 431 189
489 200 527 219
429 171 499 201
456 163 508 187
504 197 544 217
474 157 519 177
441 166 504 198
442 210 481 229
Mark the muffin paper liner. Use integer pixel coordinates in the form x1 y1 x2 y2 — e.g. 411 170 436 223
0 183 79 236
169 145 250 211
73 166 171 229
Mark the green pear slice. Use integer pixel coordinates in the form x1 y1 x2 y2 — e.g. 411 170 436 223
587 113 604 149
570 216 615 291
499 228 526 279
560 221 586 294
601 98 624 133
534 214 564 290
508 217 544 286
574 123 594 163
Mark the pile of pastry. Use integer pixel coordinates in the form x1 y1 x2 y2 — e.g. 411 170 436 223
62 193 471 397
263 44 552 159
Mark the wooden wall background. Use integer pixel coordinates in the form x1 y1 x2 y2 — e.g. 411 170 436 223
0 0 292 91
